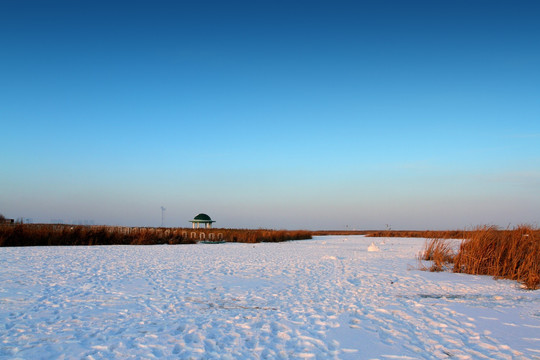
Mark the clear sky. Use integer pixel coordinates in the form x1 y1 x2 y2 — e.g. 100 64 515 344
1 0 539 230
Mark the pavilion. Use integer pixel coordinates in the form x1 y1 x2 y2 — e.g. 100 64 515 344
189 213 216 229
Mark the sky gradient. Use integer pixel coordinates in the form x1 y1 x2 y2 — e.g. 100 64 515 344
1 0 539 229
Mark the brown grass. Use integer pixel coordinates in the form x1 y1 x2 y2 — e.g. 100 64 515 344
419 238 456 272
419 225 540 290
218 229 312 243
367 230 466 239
311 230 370 236
0 224 311 247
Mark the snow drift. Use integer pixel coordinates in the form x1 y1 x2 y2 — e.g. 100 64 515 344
1 236 539 359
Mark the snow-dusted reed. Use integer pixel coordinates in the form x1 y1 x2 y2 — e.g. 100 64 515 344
1 236 539 359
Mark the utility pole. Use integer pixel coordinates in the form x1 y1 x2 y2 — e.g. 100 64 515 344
160 206 166 227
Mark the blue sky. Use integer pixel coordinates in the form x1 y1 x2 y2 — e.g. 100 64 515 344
1 0 539 229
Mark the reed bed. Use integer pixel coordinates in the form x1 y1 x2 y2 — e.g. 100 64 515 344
419 238 457 272
311 230 370 236
419 226 540 290
0 224 311 247
367 230 466 239
0 224 195 246
218 229 312 243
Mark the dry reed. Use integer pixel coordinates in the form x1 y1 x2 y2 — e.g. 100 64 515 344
419 238 456 272
368 230 466 239
419 225 539 290
0 224 311 247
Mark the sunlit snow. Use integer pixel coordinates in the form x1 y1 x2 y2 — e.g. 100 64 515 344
1 236 539 359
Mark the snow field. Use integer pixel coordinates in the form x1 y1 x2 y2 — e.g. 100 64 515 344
1 236 539 359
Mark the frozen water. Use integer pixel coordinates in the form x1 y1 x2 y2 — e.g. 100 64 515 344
1 236 539 359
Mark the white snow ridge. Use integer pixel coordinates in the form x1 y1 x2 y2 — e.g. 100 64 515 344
1 235 539 359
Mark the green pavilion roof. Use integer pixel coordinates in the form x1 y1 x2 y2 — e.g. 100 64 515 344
190 213 215 222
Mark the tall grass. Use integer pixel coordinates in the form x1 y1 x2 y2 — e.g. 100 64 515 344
218 229 311 243
0 224 195 246
0 224 311 247
419 225 540 290
420 238 457 272
312 230 370 236
368 230 466 239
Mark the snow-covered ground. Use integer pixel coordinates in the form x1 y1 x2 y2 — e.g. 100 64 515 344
1 235 539 359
